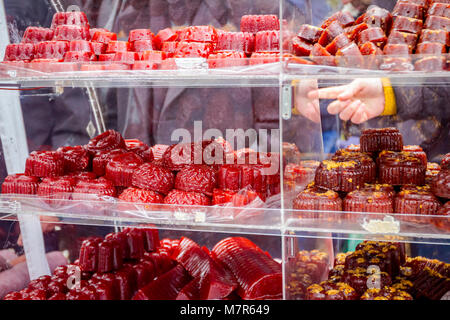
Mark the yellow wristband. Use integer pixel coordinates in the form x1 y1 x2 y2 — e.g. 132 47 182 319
381 78 397 116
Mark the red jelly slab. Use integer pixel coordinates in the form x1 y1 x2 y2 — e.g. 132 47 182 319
335 42 364 68
420 29 450 46
326 34 351 55
416 42 446 54
63 51 95 62
69 40 93 52
72 178 117 199
357 27 387 48
322 11 355 29
212 237 282 300
113 51 139 63
105 152 144 187
254 31 280 52
178 26 218 43
297 25 323 43
364 6 393 33
153 28 178 50
240 15 280 33
133 265 191 300
176 278 201 300
318 21 345 46
310 43 336 66
1 174 40 194
51 11 89 29
86 130 126 156
123 228 146 260
175 165 218 197
98 53 115 61
383 43 411 56
25 151 65 178
22 27 54 43
92 31 117 44
387 31 418 52
292 37 313 56
53 25 90 41
173 41 213 58
345 23 369 42
161 42 179 58
79 237 103 272
163 190 211 206
89 28 109 39
424 15 450 31
216 32 255 55
4 43 35 61
392 16 423 34
207 51 247 69
428 3 450 18
393 1 425 20
174 237 237 300
360 41 383 56
132 61 158 70
140 50 166 61
35 41 69 60
132 162 174 195
106 41 131 53
128 29 154 43
415 56 446 71
132 40 155 52
90 42 106 55
56 145 90 172
92 149 127 176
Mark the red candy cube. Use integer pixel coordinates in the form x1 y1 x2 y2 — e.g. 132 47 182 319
154 28 178 50
415 56 446 71
53 25 90 41
321 11 355 29
128 29 154 43
297 25 323 43
140 50 167 61
393 1 425 20
364 6 393 33
383 43 411 56
310 43 336 66
22 27 54 43
35 41 69 60
69 40 92 52
92 31 117 44
161 42 179 58
318 21 345 46
240 15 280 33
106 41 131 53
90 42 107 55
216 32 255 55
392 16 423 34
424 15 450 31
89 28 109 40
64 51 95 62
51 11 90 29
326 34 351 55
428 2 450 18
388 31 418 52
173 41 213 58
113 51 140 63
1 174 40 195
335 42 364 68
345 23 369 42
357 27 387 48
132 40 155 52
249 52 281 65
25 151 65 178
416 42 446 54
178 26 218 43
4 43 35 61
420 29 450 46
255 31 280 52
207 51 247 69
98 54 116 61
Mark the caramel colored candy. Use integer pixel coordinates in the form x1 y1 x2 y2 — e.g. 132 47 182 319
392 16 423 34
388 31 418 52
420 29 450 46
393 1 425 20
415 56 446 71
416 42 446 54
297 25 323 43
310 43 336 66
383 43 411 56
359 42 383 69
424 15 450 31
292 37 313 56
335 42 364 68
345 23 369 42
364 6 393 33
326 34 351 55
428 3 450 19
357 27 387 48
318 21 344 46
321 11 355 29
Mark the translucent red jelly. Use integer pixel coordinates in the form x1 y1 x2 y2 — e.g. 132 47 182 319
173 41 213 58
53 25 90 41
392 1 425 20
132 40 155 52
321 11 355 29
92 31 117 44
310 43 336 66
207 51 247 69
357 27 387 48
34 41 69 60
4 43 35 61
153 28 178 50
63 51 95 62
428 2 450 18
292 37 314 56
128 29 154 43
431 169 450 199
105 152 144 187
335 42 364 68
424 15 450 31
132 162 175 195
163 189 211 206
318 21 345 46
364 6 393 33
392 16 423 34
106 41 131 53
22 27 54 43
51 11 89 29
345 23 369 42
254 31 280 52
113 51 139 63
419 29 450 46
25 151 65 178
416 42 446 54
240 15 280 33
387 31 418 52
326 34 351 55
297 25 323 43
1 174 40 194
178 26 218 43
216 32 255 55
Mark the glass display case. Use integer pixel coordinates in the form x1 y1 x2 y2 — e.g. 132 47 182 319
0 0 448 301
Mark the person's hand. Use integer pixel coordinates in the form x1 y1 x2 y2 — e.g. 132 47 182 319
308 78 385 124
294 79 321 123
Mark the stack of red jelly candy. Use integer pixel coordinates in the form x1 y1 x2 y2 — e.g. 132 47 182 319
1 130 280 210
291 0 450 71
3 229 282 300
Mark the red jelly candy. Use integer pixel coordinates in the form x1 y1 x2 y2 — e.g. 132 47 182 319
131 61 157 70
92 31 117 44
173 41 213 58
113 51 139 63
89 28 109 40
364 6 393 33
63 51 95 62
322 11 355 29
393 1 425 20
292 37 314 56
118 187 164 203
161 41 179 58
326 34 351 55
35 41 69 60
140 51 166 61
106 41 131 53
4 43 35 61
22 27 54 43
416 42 446 54
153 28 178 50
132 162 175 195
420 29 450 46
142 226 160 252
383 43 411 56
415 56 446 71
387 31 418 52
25 151 65 178
128 29 154 43
357 27 387 48
105 152 144 187
133 262 154 289
178 26 218 43
310 43 336 66
114 267 137 300
240 15 280 33
51 11 90 29
132 40 155 52
297 25 323 43
207 51 247 69
123 228 146 260
318 21 345 46
92 149 127 176
345 23 369 42
86 130 126 156
90 42 107 55
1 174 40 194
359 42 383 69
72 178 117 199
53 25 90 41
69 40 92 52
98 53 115 61
428 2 450 18
424 15 450 31
216 32 255 55
164 189 211 206
79 237 102 272
175 165 217 196
392 16 423 34
56 145 90 172
255 31 280 52
335 42 364 68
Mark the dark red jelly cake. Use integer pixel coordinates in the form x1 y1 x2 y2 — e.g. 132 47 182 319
395 186 442 220
333 150 376 183
1 174 40 194
163 189 211 206
431 169 450 199
403 145 427 167
314 159 365 192
105 152 144 187
360 287 413 300
57 145 90 173
360 183 395 199
343 189 394 214
306 281 358 300
360 128 403 153
175 165 217 196
92 149 127 177
441 153 450 170
86 130 126 156
293 187 343 218
378 151 426 186
37 176 76 199
25 151 65 178
72 178 117 200
132 162 175 195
